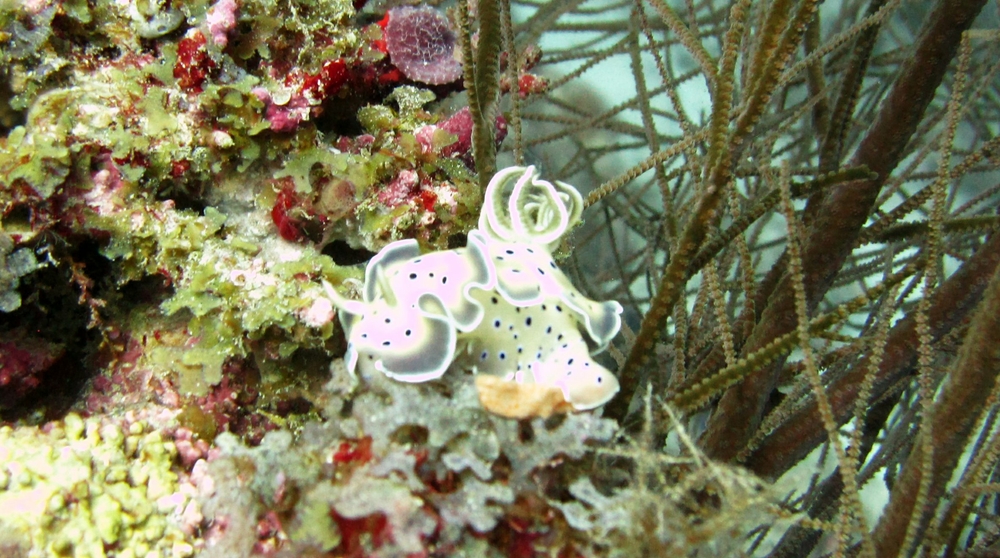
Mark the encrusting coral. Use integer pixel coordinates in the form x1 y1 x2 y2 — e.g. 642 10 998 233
0 413 197 558
194 365 620 556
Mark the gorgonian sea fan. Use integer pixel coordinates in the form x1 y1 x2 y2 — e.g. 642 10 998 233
385 5 463 85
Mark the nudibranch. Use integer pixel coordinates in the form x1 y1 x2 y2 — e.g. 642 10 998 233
324 166 623 411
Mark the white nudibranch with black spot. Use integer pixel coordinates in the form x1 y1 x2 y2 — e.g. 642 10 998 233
323 166 623 410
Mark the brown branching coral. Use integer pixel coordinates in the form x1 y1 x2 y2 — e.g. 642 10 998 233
498 0 1000 554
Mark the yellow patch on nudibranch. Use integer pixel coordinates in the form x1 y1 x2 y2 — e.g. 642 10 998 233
324 166 623 412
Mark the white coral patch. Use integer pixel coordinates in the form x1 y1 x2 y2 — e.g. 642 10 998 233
211 130 234 148
299 296 334 328
228 259 273 287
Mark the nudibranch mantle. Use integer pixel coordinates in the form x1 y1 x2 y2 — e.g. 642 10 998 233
324 166 623 410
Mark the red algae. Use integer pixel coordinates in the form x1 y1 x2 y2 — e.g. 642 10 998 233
271 186 306 242
174 30 216 92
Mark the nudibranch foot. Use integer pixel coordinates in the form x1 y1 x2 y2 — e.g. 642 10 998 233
455 286 620 410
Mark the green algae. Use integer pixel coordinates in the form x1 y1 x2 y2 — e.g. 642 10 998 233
385 85 438 119
95 196 358 394
0 0 380 398
1 123 72 201
226 0 357 69
274 147 359 195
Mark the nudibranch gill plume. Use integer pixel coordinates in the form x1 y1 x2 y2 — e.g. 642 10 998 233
324 166 623 411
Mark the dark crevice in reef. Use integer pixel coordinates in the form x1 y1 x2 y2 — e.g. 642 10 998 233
0 239 106 422
323 239 376 266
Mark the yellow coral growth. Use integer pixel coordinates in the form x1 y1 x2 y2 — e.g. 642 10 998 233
0 414 197 558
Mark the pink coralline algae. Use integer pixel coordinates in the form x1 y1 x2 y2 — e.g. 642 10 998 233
174 427 211 468
416 106 508 169
83 153 128 216
374 168 458 228
206 0 239 48
255 54 402 133
85 332 181 414
253 88 311 133
515 73 549 98
378 168 420 208
384 5 463 85
191 359 276 446
498 45 549 99
298 296 335 328
438 106 476 158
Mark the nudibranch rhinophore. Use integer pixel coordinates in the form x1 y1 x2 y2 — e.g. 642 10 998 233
324 166 623 411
